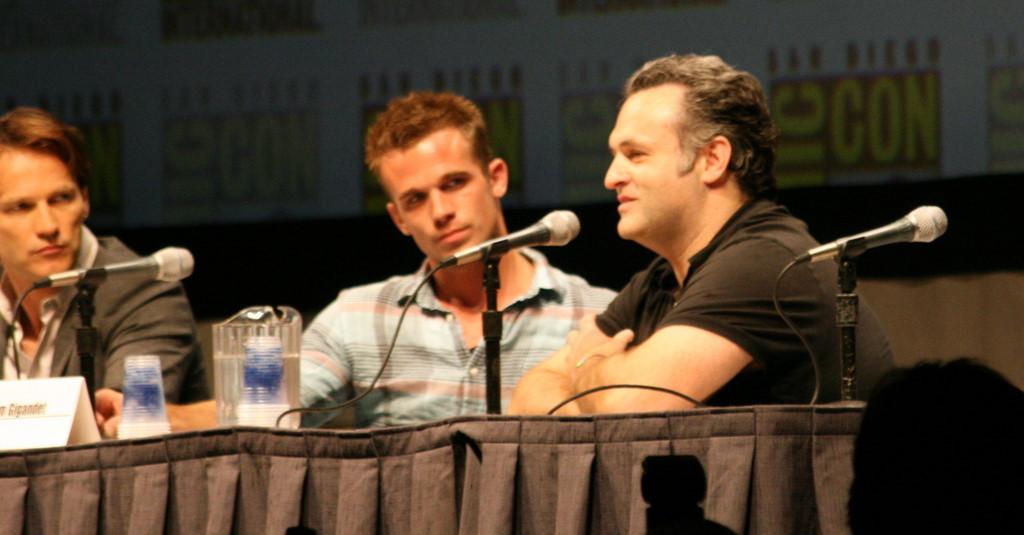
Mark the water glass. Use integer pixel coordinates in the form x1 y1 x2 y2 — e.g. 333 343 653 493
117 355 171 439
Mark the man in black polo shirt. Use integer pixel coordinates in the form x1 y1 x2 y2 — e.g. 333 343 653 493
509 54 894 415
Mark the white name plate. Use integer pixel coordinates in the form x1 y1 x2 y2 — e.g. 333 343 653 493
0 377 101 451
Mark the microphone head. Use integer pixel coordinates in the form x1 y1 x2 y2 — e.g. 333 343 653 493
152 247 195 282
906 206 947 243
540 210 580 246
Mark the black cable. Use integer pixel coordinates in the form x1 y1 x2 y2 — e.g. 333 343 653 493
546 384 705 416
4 286 35 379
771 259 821 405
276 264 442 427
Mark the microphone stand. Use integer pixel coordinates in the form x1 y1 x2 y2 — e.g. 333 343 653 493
482 257 502 414
836 258 858 401
75 282 99 409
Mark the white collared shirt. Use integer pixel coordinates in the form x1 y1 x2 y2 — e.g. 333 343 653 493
1 227 100 380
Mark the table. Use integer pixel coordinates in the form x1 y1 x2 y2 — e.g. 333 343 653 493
0 405 864 535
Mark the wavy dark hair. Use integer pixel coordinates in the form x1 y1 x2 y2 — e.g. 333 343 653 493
0 107 90 189
625 54 779 199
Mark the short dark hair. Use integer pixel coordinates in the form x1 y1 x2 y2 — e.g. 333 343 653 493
364 91 492 180
0 107 90 189
625 54 778 199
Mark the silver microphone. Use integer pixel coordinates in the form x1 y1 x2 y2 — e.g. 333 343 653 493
33 247 195 289
439 210 580 268
796 206 948 263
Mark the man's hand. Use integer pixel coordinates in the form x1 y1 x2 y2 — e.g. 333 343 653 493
560 315 612 372
568 327 634 391
508 315 633 415
562 315 634 383
94 388 123 438
94 388 217 437
166 400 217 431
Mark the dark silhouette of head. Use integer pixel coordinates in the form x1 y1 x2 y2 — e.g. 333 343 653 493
848 359 1024 534
642 455 736 535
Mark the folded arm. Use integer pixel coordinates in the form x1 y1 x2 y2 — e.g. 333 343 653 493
510 315 753 415
509 314 630 415
571 325 752 413
507 344 580 415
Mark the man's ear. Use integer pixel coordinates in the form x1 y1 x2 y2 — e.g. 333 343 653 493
487 158 509 198
80 187 90 221
697 135 733 186
385 202 410 236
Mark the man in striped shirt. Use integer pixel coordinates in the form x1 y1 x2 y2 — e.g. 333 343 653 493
300 92 615 428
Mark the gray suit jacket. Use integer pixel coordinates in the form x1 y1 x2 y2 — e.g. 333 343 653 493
1 236 210 403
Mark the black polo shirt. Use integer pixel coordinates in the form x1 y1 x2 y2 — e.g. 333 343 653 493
596 199 894 405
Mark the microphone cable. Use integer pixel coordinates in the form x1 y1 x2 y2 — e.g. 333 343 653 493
276 263 443 427
772 259 821 405
546 384 704 416
3 286 35 379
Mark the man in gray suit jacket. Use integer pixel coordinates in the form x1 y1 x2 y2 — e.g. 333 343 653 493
0 107 209 436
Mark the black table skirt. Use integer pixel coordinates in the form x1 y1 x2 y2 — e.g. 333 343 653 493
0 405 863 535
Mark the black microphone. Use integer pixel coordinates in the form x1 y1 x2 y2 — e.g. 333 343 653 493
439 210 580 268
32 247 195 289
795 206 948 263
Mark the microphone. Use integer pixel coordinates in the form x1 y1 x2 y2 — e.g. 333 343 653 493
32 247 195 289
439 210 580 268
795 206 947 263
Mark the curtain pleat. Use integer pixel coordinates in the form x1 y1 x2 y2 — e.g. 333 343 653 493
450 418 521 535
811 407 862 535
590 414 673 535
96 438 169 535
0 453 28 535
674 409 756 534
516 419 595 535
164 429 241 535
375 422 457 535
301 429 379 535
749 408 818 534
60 446 101 535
